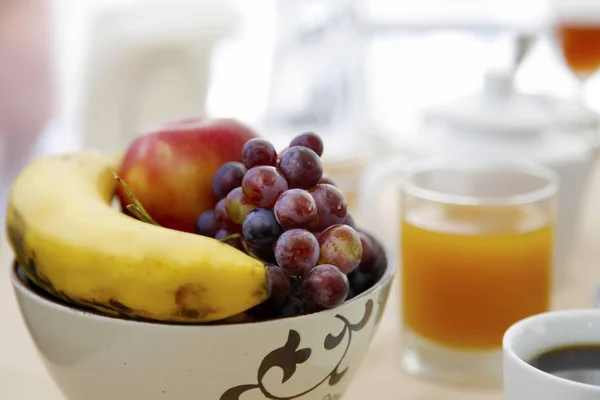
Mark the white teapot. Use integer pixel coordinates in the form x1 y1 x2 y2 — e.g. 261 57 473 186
358 70 599 283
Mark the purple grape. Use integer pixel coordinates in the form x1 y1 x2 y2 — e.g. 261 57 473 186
346 286 356 301
242 208 282 246
214 228 230 240
301 297 321 314
212 161 247 199
245 304 270 320
290 132 324 157
242 138 277 169
228 239 245 252
343 213 356 228
249 244 277 264
371 245 388 281
357 231 376 273
307 184 347 231
280 296 305 318
358 230 387 280
278 146 323 189
266 264 290 308
242 166 288 208
247 265 292 319
274 229 320 276
224 187 255 225
214 198 240 233
319 174 337 186
273 189 317 228
195 210 220 237
302 264 349 309
348 269 374 295
318 224 363 274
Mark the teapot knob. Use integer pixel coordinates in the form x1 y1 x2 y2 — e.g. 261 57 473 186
484 69 514 100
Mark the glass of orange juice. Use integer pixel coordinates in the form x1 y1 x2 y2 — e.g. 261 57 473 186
399 158 558 386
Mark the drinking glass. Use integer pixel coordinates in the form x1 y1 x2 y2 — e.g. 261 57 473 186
551 0 600 90
399 158 558 386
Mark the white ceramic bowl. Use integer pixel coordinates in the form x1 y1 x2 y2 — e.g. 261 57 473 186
11 258 395 400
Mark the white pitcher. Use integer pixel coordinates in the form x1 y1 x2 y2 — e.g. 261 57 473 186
74 0 237 154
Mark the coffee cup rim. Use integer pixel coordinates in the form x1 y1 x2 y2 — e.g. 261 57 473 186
503 309 600 392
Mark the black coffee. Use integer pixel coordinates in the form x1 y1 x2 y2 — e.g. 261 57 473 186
528 345 600 386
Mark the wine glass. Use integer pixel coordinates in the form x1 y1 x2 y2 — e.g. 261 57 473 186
551 0 600 98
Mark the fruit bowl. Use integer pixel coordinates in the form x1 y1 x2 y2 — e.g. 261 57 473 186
7 119 395 399
11 253 395 400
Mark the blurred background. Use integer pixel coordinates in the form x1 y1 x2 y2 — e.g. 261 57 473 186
5 1 600 397
3 0 600 236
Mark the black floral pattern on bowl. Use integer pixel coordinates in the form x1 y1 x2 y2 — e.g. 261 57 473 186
221 299 374 400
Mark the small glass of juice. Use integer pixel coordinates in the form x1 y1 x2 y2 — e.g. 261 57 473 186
399 158 558 386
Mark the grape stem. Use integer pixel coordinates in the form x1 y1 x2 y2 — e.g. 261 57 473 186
218 234 262 262
114 173 159 226
220 233 241 242
241 240 262 261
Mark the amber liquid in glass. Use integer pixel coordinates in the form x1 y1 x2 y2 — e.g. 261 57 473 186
401 204 553 350
559 23 600 77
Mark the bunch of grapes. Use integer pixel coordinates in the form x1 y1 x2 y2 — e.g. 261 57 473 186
195 132 386 319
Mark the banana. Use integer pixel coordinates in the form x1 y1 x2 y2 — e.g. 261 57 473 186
6 151 269 323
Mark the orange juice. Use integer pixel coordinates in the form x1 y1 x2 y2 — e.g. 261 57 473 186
401 204 553 350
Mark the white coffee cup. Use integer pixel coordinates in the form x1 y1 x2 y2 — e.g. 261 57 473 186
503 309 600 399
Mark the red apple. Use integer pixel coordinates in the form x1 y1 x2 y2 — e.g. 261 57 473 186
116 117 258 233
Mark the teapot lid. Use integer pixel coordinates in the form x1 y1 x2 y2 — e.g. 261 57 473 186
422 70 597 136
413 70 598 163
